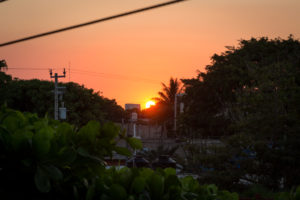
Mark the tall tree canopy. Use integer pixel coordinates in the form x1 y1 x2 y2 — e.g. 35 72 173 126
182 36 300 189
182 36 300 137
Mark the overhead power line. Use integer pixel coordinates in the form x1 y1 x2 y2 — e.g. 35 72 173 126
0 0 188 47
71 69 160 84
6 66 160 85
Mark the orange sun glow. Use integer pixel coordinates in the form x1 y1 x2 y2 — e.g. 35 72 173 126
145 100 155 109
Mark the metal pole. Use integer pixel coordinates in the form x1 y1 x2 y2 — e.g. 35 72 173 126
54 73 58 120
174 94 177 134
50 69 66 121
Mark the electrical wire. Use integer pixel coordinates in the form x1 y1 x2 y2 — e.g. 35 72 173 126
6 66 160 85
0 0 188 47
71 69 160 84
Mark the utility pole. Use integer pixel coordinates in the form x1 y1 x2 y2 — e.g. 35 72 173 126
50 68 66 120
174 93 185 136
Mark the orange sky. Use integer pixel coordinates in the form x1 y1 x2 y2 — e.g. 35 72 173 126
1 0 300 109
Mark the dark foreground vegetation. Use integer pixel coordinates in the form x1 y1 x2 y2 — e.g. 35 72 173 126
0 107 240 199
1 107 300 199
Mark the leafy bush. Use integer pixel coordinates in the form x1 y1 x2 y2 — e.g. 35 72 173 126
75 167 239 200
0 107 240 199
0 106 137 199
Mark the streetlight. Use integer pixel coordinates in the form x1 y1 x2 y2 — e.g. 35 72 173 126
174 93 185 135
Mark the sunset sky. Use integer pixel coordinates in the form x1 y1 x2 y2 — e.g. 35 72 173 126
1 0 300 109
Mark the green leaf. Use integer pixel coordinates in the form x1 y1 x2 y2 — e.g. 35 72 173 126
119 167 133 189
77 147 105 165
58 147 77 164
180 176 199 192
164 168 176 177
207 184 218 196
165 175 181 192
78 120 100 144
149 173 164 200
294 186 300 200
86 185 95 200
218 190 239 200
77 147 90 157
2 111 25 133
139 168 153 181
127 137 143 150
11 129 33 151
109 184 127 200
32 127 54 157
73 186 80 200
56 122 74 144
101 122 119 138
34 166 51 193
131 177 146 194
114 146 132 157
43 165 63 181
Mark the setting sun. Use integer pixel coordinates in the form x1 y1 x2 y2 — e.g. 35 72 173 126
145 100 155 109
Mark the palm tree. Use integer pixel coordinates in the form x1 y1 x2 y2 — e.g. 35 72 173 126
152 77 183 137
153 77 183 106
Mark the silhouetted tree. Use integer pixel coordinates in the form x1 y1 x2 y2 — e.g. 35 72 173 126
0 60 7 71
149 77 183 137
182 36 300 189
0 72 125 126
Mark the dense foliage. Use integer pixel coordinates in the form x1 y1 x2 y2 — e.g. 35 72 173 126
0 72 125 126
0 106 140 199
0 107 243 199
181 36 300 190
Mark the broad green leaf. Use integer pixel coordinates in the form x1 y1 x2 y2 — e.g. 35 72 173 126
109 184 127 200
34 166 51 193
207 184 218 196
149 173 164 200
114 146 132 157
295 186 300 200
86 185 95 200
78 121 100 144
131 177 146 194
127 195 135 200
0 125 11 147
164 168 176 177
180 176 199 192
77 147 90 157
11 129 33 151
165 175 181 192
218 190 239 200
139 168 153 181
43 165 63 181
56 122 74 144
101 122 119 138
2 111 25 133
77 147 105 165
32 127 54 157
119 167 133 189
73 186 80 200
58 147 77 164
127 137 143 150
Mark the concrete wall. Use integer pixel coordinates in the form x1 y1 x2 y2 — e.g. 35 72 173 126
118 123 166 139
